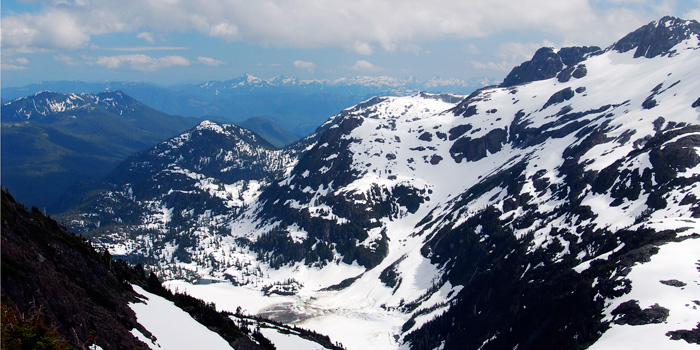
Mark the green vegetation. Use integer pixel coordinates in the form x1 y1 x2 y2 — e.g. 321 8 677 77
237 117 300 148
1 303 71 350
1 93 200 212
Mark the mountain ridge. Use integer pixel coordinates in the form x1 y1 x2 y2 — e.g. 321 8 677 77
2 75 495 136
1 90 201 212
53 16 700 350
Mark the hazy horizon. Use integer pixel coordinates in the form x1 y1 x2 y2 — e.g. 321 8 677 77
2 0 700 88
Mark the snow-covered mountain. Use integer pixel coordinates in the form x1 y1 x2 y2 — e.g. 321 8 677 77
2 75 494 137
60 120 302 273
1 90 146 121
60 16 700 350
178 74 489 97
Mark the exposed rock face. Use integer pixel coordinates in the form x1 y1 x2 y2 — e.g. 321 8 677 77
500 46 601 87
449 128 508 163
611 16 700 58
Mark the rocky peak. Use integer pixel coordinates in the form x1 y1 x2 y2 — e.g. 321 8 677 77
610 16 700 58
500 46 600 87
94 90 144 115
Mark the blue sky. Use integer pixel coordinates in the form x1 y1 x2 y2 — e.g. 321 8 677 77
2 0 699 88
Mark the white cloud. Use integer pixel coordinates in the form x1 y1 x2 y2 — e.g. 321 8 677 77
470 40 557 73
198 56 225 66
0 0 688 54
348 41 374 55
1 9 91 53
103 46 189 51
495 40 557 62
53 54 79 65
463 44 481 55
470 60 514 72
1 63 28 71
401 43 428 55
294 60 316 72
208 21 240 41
95 54 190 71
1 57 30 70
686 1 700 22
350 60 382 72
137 32 156 43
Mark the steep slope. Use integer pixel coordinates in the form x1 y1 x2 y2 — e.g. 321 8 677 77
1 91 200 212
0 189 268 350
402 16 700 349
62 16 700 350
57 120 301 280
237 117 300 148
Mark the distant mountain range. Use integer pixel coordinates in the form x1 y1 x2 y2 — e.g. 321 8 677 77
1 88 317 213
55 16 700 350
2 75 494 136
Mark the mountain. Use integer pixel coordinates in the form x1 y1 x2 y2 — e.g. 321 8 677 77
55 120 304 272
2 75 493 136
1 91 200 212
57 17 700 350
237 117 301 148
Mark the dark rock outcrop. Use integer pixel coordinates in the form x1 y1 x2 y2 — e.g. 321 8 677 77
611 16 700 58
611 300 670 325
543 87 576 109
450 128 508 163
501 46 600 87
1 189 149 350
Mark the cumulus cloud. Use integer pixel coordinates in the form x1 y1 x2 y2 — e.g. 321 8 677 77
470 60 514 72
470 40 557 73
53 54 79 65
401 43 428 55
1 63 27 71
294 60 316 72
208 21 240 41
198 56 225 66
2 0 660 54
350 60 382 72
1 57 30 70
103 46 189 51
686 2 700 22
95 54 190 71
495 41 557 62
463 44 481 55
137 32 156 43
0 0 690 54
348 41 374 55
2 10 91 53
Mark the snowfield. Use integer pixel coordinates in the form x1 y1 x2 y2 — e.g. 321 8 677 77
130 285 233 350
